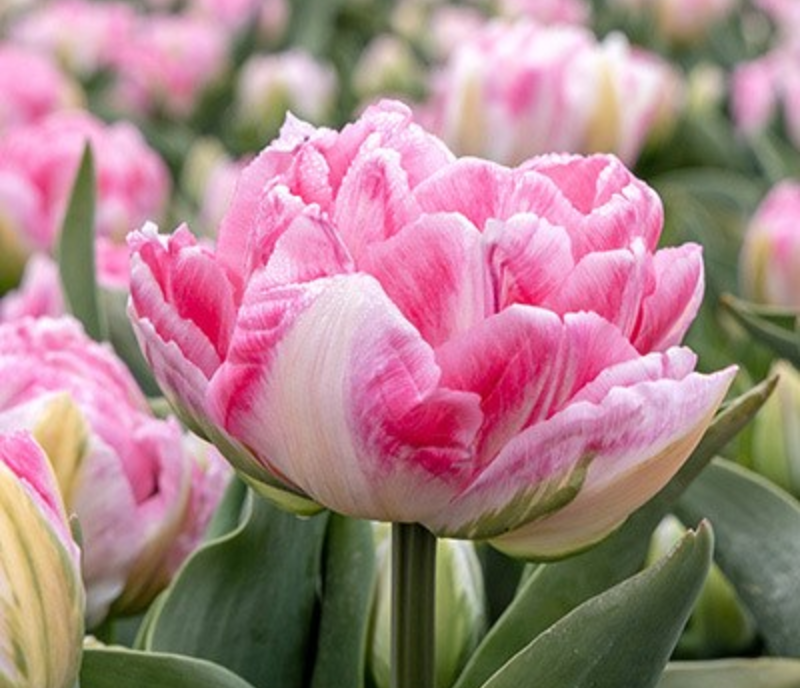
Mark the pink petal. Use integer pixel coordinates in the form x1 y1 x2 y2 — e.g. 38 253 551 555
363 212 490 347
542 240 653 339
484 213 574 309
414 158 512 230
435 308 639 469
424 361 735 557
332 148 421 262
631 244 704 352
208 272 483 522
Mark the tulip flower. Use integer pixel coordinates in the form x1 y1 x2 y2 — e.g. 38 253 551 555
420 20 683 167
0 316 229 626
0 431 84 688
739 181 800 309
129 99 735 559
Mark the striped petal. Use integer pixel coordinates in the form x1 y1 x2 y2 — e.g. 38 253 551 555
208 272 483 522
364 212 490 347
424 353 735 555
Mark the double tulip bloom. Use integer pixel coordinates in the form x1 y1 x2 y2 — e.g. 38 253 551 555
129 100 735 559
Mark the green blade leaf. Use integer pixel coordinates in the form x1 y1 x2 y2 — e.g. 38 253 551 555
310 515 376 688
454 377 775 688
721 294 800 366
80 647 256 688
658 659 800 688
145 490 329 688
57 143 107 341
676 459 800 656
481 523 713 688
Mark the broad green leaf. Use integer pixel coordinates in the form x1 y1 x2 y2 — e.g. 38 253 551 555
721 294 800 366
57 144 107 341
203 475 248 541
481 523 713 688
658 659 800 688
310 515 376 688
676 459 800 656
146 490 329 688
80 647 255 688
453 377 775 688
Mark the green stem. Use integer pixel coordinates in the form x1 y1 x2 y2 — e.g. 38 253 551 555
391 522 437 688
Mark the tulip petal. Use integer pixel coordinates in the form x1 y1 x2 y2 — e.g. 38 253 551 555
425 358 735 553
332 148 421 261
484 213 574 308
209 272 483 522
364 212 490 347
0 432 83 688
631 244 704 352
414 158 512 230
436 307 639 468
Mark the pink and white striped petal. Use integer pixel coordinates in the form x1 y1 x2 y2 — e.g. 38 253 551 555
631 244 704 352
424 357 735 551
364 212 490 347
208 272 484 522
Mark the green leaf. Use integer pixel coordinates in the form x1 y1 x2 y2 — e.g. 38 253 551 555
145 490 329 688
721 294 800 366
80 647 255 688
480 523 713 688
101 287 160 396
453 376 775 688
57 144 107 341
310 515 376 688
658 659 800 688
676 459 800 657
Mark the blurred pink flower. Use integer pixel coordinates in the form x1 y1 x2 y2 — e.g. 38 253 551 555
128 100 734 559
0 254 64 323
421 20 684 166
0 110 170 264
233 50 337 143
0 316 230 625
731 45 800 149
8 0 136 77
498 0 591 24
109 13 230 119
740 181 800 309
0 44 82 135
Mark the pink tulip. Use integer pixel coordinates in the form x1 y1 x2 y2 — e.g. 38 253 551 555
740 181 800 309
421 20 684 166
0 110 170 267
498 0 591 24
8 0 136 78
0 432 84 688
129 100 735 559
0 317 229 625
0 254 64 323
109 13 230 119
0 44 82 135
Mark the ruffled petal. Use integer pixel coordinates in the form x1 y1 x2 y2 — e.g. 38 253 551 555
364 212 490 347
208 272 483 522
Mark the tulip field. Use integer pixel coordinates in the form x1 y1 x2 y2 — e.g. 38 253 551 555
1 1 800 687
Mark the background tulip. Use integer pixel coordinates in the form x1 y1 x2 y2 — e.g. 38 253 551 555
129 100 735 560
0 431 84 688
0 316 229 626
739 181 800 309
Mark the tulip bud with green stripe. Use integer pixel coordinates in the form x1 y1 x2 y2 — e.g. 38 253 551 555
0 431 84 688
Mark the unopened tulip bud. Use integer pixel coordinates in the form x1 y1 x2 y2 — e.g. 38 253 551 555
0 431 84 688
648 515 755 657
750 360 800 496
370 531 487 688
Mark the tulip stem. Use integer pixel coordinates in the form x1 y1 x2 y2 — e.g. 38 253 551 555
391 522 437 688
